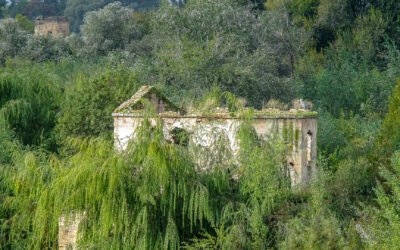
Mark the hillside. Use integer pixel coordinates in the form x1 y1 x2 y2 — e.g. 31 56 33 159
1 0 400 249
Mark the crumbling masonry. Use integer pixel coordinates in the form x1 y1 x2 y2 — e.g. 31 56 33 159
113 85 317 185
58 85 317 249
34 16 70 38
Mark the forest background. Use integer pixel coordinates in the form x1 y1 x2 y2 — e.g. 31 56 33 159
1 0 400 249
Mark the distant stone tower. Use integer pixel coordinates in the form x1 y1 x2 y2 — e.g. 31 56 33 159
34 16 70 38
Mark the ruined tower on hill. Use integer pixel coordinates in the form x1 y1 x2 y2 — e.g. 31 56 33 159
34 16 70 38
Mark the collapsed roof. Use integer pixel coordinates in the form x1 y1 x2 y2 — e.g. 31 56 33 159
113 85 317 119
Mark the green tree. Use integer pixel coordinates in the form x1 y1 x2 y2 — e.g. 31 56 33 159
0 67 61 147
0 0 6 18
15 14 34 33
0 18 29 64
2 115 293 248
299 42 395 116
7 0 66 18
22 35 72 62
366 152 400 248
279 181 347 249
79 2 139 56
146 0 305 107
64 0 113 32
378 81 400 161
0 119 20 165
55 67 140 141
65 0 159 32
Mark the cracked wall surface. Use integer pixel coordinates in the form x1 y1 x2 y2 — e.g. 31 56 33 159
58 86 317 249
113 114 317 186
58 214 83 250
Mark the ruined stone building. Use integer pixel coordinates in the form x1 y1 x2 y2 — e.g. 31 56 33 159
113 85 318 186
34 16 70 38
59 85 317 249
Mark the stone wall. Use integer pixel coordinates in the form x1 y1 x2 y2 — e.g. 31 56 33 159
34 17 70 38
113 112 317 186
58 214 83 250
58 113 317 249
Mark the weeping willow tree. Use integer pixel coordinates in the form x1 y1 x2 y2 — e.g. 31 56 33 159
2 119 216 249
0 67 61 148
1 106 292 249
0 149 58 249
189 121 291 249
0 117 20 165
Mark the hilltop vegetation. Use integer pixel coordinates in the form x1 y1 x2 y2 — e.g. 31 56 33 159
1 0 400 249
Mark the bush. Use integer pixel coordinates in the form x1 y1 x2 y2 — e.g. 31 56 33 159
55 66 140 141
0 18 29 64
80 2 139 56
365 152 400 248
0 67 61 147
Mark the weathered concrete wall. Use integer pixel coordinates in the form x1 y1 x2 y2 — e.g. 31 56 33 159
251 117 317 185
58 114 317 249
113 113 317 186
58 214 83 250
35 17 70 38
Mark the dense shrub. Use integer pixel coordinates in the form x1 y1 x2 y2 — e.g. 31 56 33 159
0 67 61 147
55 67 140 141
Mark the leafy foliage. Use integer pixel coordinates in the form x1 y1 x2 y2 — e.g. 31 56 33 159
64 0 159 32
0 18 29 64
1 117 291 249
279 178 347 249
7 0 66 19
0 67 61 147
80 2 139 56
14 14 33 33
56 67 140 141
366 152 400 248
379 81 400 160
2 0 400 248
145 0 304 107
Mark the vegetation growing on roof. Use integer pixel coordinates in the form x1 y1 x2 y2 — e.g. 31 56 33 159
114 86 317 119
113 85 180 114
